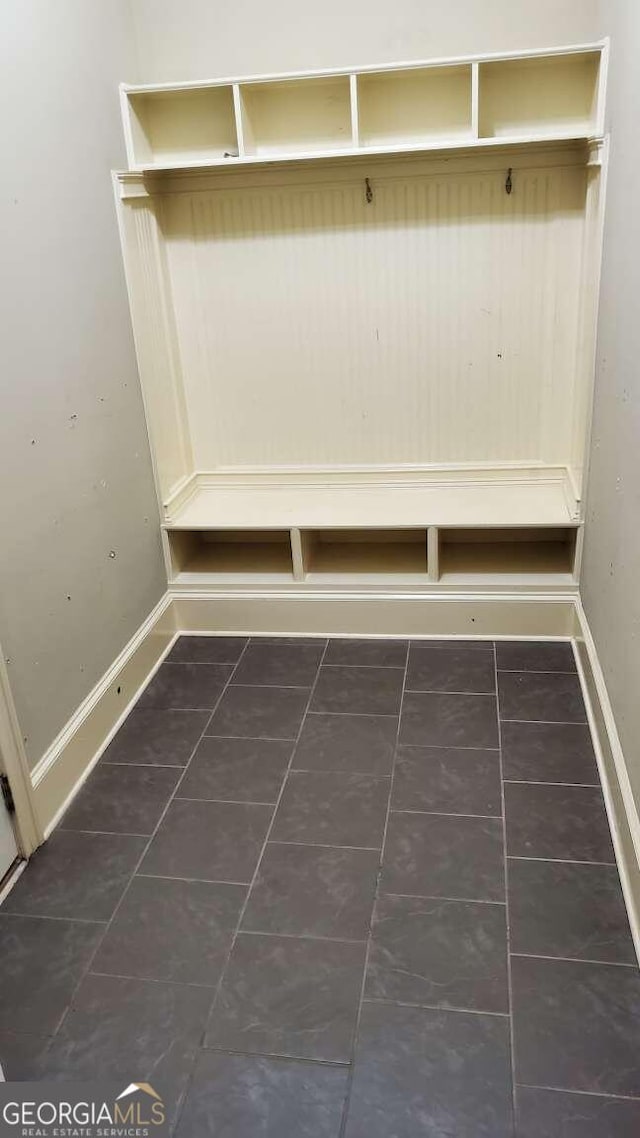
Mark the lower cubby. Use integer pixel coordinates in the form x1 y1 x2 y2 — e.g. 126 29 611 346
302 529 428 582
167 529 294 583
164 520 579 591
438 527 577 584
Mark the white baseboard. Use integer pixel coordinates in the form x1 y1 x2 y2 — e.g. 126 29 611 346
574 599 640 963
170 590 578 639
31 593 176 838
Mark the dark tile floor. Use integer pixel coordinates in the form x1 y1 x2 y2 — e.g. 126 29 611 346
2 634 640 1136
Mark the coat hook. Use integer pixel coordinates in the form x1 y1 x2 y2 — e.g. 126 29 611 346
365 177 373 204
505 168 513 195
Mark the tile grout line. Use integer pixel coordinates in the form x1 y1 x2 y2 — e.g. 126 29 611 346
49 642 252 1046
494 640 519 1134
197 1042 351 1068
516 1081 640 1103
503 779 600 788
510 951 638 969
496 668 578 676
509 855 617 867
379 890 506 906
500 717 588 726
172 639 334 1132
337 639 410 1138
388 808 501 819
267 840 381 851
363 996 510 1018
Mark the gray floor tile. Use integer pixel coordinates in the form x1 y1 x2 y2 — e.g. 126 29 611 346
271 771 389 849
178 736 292 803
344 1001 513 1138
138 661 233 710
501 720 598 784
324 639 407 667
293 713 397 775
406 644 496 693
0 915 102 1034
414 639 494 651
139 799 272 883
497 640 576 673
167 635 248 664
242 843 379 940
93 877 246 985
311 666 404 715
2 830 146 921
399 691 499 748
250 637 328 647
515 1086 640 1137
206 933 365 1061
508 858 635 964
43 973 208 1130
498 670 586 723
101 707 210 767
231 641 325 687
207 685 309 740
511 955 640 1096
176 1052 349 1138
60 764 180 835
366 893 508 1012
0 1030 52 1079
392 744 501 816
505 783 615 863
382 812 505 901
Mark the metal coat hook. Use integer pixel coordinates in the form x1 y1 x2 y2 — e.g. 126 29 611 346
365 177 373 204
505 168 513 195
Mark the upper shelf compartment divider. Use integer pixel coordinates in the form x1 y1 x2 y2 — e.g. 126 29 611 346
120 41 606 172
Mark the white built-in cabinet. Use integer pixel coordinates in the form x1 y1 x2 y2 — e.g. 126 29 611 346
115 43 608 597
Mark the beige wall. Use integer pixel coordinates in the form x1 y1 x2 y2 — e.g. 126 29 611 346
129 0 600 82
581 0 640 806
0 0 166 770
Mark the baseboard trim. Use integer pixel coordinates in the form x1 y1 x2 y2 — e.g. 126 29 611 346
31 593 177 838
574 599 640 963
170 589 579 638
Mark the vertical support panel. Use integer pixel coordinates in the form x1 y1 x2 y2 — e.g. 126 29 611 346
350 74 359 146
471 63 480 139
233 83 247 157
569 144 607 505
427 526 440 582
290 527 306 581
116 186 194 509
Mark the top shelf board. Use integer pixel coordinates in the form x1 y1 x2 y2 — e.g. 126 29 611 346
164 478 579 531
120 42 606 172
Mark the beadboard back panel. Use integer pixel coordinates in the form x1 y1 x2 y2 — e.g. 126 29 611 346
159 158 587 471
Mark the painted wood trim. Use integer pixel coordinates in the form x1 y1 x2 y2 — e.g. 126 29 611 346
0 647 42 855
573 599 640 963
31 594 176 837
171 590 577 637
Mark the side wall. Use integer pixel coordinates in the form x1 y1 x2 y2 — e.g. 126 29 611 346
129 0 600 82
0 0 166 770
581 0 640 811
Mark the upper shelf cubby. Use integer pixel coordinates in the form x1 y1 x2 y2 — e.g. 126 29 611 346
126 85 238 167
357 65 473 148
239 76 353 157
478 51 601 141
120 42 606 172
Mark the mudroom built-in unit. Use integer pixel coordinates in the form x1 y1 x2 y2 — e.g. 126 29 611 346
115 41 608 597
